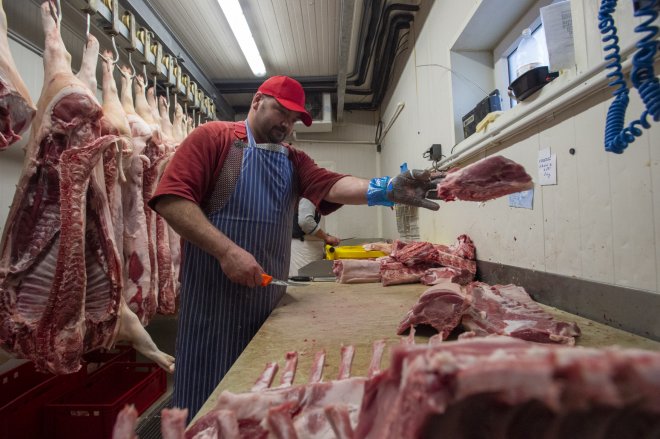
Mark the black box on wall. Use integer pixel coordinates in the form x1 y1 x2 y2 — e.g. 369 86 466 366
462 90 502 140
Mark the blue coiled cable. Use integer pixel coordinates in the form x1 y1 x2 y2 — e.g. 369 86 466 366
598 0 659 154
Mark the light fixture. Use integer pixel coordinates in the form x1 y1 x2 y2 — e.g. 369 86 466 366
217 0 266 77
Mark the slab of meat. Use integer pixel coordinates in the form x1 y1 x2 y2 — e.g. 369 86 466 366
0 2 173 374
391 241 436 267
183 344 381 439
420 266 474 286
435 234 476 260
462 282 581 345
154 149 178 314
119 66 157 325
435 155 533 202
0 0 36 149
429 247 477 276
355 336 660 439
361 241 392 254
379 258 428 286
396 279 471 338
332 259 381 284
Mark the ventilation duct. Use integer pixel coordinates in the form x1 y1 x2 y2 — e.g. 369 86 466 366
294 92 332 133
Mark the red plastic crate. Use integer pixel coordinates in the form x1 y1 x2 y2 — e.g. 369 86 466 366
82 344 136 375
44 362 166 439
0 362 86 439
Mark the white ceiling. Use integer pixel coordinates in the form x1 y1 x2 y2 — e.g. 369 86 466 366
145 0 344 79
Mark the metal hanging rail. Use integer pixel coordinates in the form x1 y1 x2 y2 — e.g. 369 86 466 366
81 0 230 121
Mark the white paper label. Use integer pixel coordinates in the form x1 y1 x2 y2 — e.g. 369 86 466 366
538 153 557 185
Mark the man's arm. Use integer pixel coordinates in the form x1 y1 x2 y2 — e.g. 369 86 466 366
323 176 369 205
153 195 264 287
324 173 441 211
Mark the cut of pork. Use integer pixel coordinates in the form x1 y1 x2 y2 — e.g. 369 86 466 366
435 155 533 202
0 0 36 149
184 343 386 438
435 234 476 260
332 259 381 284
355 336 660 439
420 266 474 286
396 279 471 338
462 282 581 345
379 258 428 286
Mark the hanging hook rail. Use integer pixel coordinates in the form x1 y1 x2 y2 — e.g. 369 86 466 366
79 0 222 120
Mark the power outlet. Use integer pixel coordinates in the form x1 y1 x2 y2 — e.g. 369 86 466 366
429 144 443 161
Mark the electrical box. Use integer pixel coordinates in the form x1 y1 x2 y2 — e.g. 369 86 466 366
462 90 501 140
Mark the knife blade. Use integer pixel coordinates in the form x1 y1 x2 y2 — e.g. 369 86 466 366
261 274 309 287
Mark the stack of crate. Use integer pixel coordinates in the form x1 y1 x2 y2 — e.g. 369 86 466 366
0 345 166 439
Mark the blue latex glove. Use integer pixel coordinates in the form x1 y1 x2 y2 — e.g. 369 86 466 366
367 176 394 207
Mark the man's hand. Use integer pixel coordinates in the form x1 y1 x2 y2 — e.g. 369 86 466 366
386 169 445 211
218 245 264 288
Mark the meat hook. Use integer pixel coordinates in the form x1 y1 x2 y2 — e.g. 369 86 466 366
85 12 91 38
141 64 148 86
99 35 120 65
127 51 137 79
48 0 62 25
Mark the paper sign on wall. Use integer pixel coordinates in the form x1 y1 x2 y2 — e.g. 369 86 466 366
538 148 557 185
509 189 534 209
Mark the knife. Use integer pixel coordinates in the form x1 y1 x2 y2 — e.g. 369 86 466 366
261 274 309 287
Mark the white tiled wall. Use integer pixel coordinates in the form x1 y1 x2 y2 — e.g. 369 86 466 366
380 0 660 294
292 111 381 239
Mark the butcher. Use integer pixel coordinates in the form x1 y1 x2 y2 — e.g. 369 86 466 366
150 75 441 420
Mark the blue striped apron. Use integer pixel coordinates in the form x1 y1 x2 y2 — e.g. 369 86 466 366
173 122 296 421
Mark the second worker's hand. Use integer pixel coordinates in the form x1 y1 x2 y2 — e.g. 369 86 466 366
325 235 341 246
217 244 264 287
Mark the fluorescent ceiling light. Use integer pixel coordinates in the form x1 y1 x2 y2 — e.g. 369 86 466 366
218 0 266 77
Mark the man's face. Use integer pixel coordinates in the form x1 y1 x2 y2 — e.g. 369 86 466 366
252 93 301 143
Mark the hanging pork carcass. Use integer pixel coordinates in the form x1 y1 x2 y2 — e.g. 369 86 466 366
118 66 158 325
0 1 173 374
0 0 36 149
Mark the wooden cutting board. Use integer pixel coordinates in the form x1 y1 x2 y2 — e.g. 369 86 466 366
194 281 660 422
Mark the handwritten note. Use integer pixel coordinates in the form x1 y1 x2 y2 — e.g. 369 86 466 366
509 189 534 209
538 150 557 185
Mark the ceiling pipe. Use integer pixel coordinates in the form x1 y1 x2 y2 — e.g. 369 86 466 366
336 0 356 123
346 13 414 110
346 2 419 88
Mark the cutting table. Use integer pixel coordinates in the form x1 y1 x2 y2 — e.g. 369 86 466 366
194 281 660 422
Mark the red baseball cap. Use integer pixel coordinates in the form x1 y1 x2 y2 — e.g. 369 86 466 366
257 76 313 126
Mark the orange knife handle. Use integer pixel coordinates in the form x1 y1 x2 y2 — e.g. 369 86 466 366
261 273 273 286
